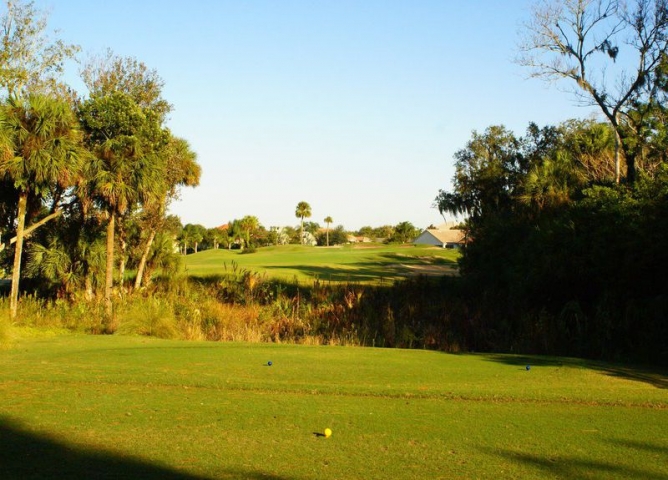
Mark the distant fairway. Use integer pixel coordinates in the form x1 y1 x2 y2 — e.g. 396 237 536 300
0 333 666 479
183 244 460 283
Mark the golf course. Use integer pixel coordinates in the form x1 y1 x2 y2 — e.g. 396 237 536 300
182 244 460 284
0 331 666 479
3 0 668 478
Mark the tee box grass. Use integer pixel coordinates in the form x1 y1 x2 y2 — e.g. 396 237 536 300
0 333 666 479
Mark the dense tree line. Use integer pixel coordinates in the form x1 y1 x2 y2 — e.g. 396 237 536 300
0 1 200 326
434 116 668 363
428 0 668 364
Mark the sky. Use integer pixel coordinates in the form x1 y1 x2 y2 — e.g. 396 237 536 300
38 0 599 231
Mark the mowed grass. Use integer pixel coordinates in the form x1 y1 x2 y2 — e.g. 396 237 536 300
183 244 460 283
0 332 666 479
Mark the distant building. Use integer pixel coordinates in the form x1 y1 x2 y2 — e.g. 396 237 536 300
413 223 465 249
346 235 373 244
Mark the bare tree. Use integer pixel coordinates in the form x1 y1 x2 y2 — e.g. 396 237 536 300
518 0 668 183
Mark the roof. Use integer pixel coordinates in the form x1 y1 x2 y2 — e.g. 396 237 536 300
414 227 465 246
427 228 465 244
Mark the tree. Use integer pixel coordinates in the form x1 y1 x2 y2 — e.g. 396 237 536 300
238 215 260 248
79 51 198 290
329 225 349 246
302 221 320 235
205 227 224 250
518 0 668 183
316 224 347 246
372 225 394 239
295 201 311 245
180 224 205 253
389 221 419 243
225 220 244 249
81 49 171 121
357 226 373 238
134 136 199 289
79 91 164 322
435 125 525 221
324 216 333 246
0 94 81 318
0 0 79 98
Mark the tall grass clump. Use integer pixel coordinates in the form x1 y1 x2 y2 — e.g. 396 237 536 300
115 296 179 339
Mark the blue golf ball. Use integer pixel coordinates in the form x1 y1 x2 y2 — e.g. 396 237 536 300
268 361 273 366
526 365 531 371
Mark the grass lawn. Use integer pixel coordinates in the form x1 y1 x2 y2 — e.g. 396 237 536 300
0 332 666 479
182 244 460 284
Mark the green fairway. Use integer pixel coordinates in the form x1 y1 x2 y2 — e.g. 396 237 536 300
182 244 459 283
0 333 666 479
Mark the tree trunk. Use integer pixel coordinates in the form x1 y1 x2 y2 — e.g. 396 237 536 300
84 272 94 301
1 209 63 253
300 219 304 245
104 211 115 326
134 229 156 290
9 192 28 319
118 236 127 291
614 137 621 183
618 129 637 184
625 148 636 185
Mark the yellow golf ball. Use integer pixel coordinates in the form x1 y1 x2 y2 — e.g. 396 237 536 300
324 428 332 438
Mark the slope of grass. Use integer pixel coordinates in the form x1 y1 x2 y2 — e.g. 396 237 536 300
0 333 666 479
182 244 459 284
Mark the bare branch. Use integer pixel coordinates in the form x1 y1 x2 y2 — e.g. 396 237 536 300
518 0 668 182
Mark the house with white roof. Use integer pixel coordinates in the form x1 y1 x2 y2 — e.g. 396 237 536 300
413 223 465 249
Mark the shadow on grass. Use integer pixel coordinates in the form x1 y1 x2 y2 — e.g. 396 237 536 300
265 263 402 283
0 416 293 480
265 257 458 284
482 444 668 480
608 438 668 456
483 354 668 389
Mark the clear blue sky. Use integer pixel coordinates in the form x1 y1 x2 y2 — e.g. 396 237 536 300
41 0 597 231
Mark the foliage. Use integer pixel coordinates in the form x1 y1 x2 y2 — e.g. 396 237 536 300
0 94 82 318
322 215 333 246
0 0 80 97
387 221 419 243
178 223 206 253
238 215 261 248
295 200 311 244
80 49 172 121
436 119 668 365
316 225 347 246
519 0 668 183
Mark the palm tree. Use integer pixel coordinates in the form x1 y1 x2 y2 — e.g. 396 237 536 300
295 201 311 245
79 91 162 324
0 94 81 318
324 216 333 246
134 136 200 289
239 215 260 248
